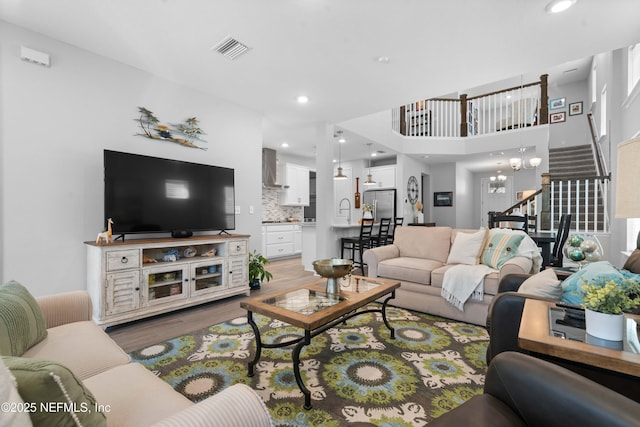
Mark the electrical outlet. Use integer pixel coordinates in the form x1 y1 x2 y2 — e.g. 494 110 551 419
235 206 241 214
249 205 254 214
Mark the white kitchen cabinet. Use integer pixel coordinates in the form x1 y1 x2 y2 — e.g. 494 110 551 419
294 224 302 254
264 224 298 258
279 163 310 206
369 165 396 188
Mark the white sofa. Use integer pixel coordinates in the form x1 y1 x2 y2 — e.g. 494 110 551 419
363 226 541 326
0 284 272 427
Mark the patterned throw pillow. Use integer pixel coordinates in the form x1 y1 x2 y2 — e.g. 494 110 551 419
482 232 525 269
2 356 107 427
0 281 48 356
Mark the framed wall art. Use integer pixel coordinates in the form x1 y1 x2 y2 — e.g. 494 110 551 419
549 97 566 110
434 191 453 207
550 111 566 124
569 101 583 116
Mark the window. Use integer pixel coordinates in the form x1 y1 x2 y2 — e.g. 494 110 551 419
629 43 640 96
600 85 607 137
591 62 597 104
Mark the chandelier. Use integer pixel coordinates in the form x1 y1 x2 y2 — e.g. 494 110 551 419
510 147 541 171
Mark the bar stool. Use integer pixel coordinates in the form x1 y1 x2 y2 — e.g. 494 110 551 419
340 219 374 274
387 217 404 244
372 218 391 247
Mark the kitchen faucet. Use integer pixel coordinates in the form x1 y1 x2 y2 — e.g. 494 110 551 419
338 197 351 224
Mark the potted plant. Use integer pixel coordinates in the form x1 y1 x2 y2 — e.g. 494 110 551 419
581 278 640 341
248 250 273 290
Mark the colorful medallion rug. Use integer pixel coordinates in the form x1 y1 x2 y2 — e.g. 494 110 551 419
130 305 489 426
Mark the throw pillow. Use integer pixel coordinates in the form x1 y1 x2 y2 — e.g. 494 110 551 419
447 228 487 265
623 249 640 274
2 356 107 427
518 268 562 300
0 357 31 427
560 261 625 305
0 280 48 356
482 232 525 269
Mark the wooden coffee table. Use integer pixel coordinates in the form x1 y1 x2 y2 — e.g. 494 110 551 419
240 275 400 409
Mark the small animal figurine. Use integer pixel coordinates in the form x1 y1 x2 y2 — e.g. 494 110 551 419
142 255 157 264
201 248 217 257
96 218 114 245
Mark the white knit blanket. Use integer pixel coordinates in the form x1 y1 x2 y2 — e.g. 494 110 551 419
441 264 496 311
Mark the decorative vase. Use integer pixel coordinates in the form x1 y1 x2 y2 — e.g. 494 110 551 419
363 211 373 219
585 308 624 341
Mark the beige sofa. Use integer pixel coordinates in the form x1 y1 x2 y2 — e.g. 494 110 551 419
2 287 272 427
363 226 541 326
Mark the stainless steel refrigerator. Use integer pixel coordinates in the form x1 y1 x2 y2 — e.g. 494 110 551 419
363 189 396 221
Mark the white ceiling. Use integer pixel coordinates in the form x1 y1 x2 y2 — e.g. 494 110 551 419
2 0 640 163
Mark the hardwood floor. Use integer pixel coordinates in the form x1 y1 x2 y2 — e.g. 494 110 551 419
108 257 316 353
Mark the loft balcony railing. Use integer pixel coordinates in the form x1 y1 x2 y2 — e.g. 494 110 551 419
393 74 549 138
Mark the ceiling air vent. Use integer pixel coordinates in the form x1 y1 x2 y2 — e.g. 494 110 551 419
212 36 250 60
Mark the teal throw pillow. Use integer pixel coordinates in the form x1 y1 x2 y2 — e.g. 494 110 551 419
482 232 525 269
0 281 48 356
560 261 628 305
2 356 107 427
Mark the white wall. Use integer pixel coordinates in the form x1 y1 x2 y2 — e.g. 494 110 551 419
0 22 263 296
396 154 429 224
454 164 474 228
548 80 590 149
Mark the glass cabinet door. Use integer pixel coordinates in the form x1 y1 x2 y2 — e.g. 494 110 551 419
190 259 226 296
143 264 189 305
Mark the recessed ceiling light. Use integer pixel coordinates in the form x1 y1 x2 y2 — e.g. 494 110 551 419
281 142 289 148
377 56 390 64
371 152 377 157
296 95 309 104
545 0 576 14
332 159 337 163
338 137 346 143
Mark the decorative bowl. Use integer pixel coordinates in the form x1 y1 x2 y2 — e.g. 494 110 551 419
312 258 353 293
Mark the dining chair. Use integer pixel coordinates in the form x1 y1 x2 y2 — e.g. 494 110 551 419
488 213 529 232
548 214 573 267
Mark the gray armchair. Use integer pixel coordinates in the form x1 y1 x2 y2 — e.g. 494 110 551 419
428 352 640 427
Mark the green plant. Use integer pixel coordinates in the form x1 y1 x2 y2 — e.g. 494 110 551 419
248 250 273 284
362 203 373 212
581 278 640 314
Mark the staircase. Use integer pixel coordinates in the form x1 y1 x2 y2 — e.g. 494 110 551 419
548 145 608 232
549 145 596 178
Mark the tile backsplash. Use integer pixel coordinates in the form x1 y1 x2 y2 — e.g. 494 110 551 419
261 187 303 222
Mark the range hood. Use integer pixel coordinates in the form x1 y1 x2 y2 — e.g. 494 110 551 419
262 148 282 188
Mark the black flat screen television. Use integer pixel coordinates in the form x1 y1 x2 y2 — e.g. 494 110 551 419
104 150 235 236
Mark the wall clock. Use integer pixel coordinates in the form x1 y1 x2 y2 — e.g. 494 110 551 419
407 176 419 205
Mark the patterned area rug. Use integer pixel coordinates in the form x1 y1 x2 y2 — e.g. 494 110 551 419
130 305 488 426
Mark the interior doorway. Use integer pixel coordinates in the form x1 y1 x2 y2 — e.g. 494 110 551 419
480 177 514 227
421 173 430 222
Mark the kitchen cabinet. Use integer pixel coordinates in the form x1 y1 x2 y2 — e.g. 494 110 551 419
264 224 300 258
279 163 310 206
368 165 397 189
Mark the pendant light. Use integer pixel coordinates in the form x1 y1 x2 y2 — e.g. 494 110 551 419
363 143 377 186
334 132 347 180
